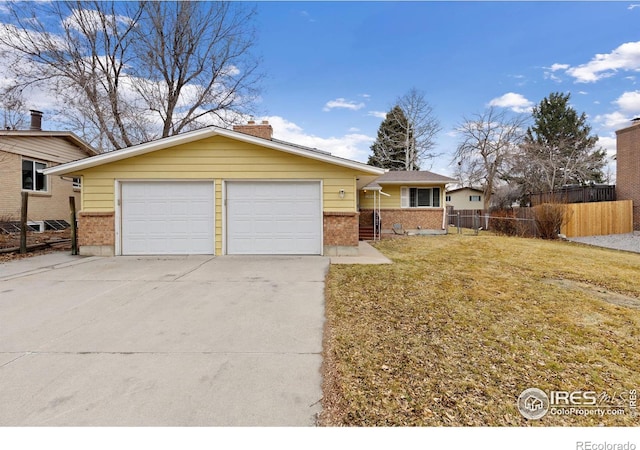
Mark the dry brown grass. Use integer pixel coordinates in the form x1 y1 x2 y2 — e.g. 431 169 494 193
320 234 640 426
0 229 71 262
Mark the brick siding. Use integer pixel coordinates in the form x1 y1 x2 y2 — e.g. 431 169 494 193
360 208 445 232
616 122 640 230
78 212 115 247
323 211 359 247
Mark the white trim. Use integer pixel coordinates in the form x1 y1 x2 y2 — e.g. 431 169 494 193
401 186 443 209
114 180 121 256
43 126 385 176
21 157 49 193
222 180 227 256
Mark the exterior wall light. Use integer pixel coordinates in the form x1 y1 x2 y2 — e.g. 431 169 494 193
339 189 345 199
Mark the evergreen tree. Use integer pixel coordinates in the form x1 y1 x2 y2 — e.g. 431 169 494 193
515 92 606 193
367 106 413 170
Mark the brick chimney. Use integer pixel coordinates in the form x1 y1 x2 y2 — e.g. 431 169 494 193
232 120 273 140
29 110 43 131
615 117 640 230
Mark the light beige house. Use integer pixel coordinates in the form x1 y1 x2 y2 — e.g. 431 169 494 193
359 171 456 237
45 121 385 256
0 111 97 227
445 187 485 210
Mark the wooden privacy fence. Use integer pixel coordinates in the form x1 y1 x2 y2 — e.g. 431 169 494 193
448 200 633 238
561 200 633 237
528 185 616 205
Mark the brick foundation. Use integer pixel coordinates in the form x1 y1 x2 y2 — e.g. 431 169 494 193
78 211 115 256
323 211 359 256
360 208 446 234
616 122 640 231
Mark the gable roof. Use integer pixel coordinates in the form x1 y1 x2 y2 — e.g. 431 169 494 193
0 130 98 158
44 125 384 176
447 186 484 194
365 170 456 188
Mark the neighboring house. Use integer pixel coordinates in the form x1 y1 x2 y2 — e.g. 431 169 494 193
45 121 385 256
616 117 640 231
446 187 485 210
0 110 97 227
359 170 455 236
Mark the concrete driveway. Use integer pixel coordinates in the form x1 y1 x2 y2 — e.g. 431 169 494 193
0 254 328 426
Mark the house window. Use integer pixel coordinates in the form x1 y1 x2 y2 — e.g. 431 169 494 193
446 195 451 202
22 159 47 192
401 187 440 208
469 195 481 202
73 177 81 189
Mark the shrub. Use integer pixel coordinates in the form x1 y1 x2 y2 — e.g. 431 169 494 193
489 210 518 236
532 203 566 239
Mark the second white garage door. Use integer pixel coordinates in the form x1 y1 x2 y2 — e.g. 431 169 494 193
226 181 322 255
121 181 214 255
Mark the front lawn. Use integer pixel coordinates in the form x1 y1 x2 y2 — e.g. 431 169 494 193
320 234 640 426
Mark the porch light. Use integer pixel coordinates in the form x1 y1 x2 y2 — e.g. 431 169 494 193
339 189 345 199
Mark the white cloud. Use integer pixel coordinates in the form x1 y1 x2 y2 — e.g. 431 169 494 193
323 98 365 112
488 92 533 113
348 127 360 132
367 110 386 119
578 91 588 95
262 115 374 162
598 135 617 157
550 63 569 71
565 41 640 83
628 4 640 10
615 90 640 112
62 8 134 33
595 111 631 129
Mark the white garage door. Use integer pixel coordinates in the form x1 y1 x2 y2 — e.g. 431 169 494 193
226 181 322 255
121 181 214 255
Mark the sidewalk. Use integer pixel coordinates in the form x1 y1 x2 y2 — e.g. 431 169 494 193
330 241 392 265
0 252 96 281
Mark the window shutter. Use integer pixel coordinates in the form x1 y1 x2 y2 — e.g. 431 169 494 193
433 188 440 207
401 187 409 208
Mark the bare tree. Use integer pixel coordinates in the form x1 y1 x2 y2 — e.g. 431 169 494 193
452 107 527 210
0 87 27 130
130 2 261 137
0 1 262 150
394 88 442 170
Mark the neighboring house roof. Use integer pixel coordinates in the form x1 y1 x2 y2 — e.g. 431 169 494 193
0 130 98 159
44 125 384 176
447 187 484 194
363 170 456 189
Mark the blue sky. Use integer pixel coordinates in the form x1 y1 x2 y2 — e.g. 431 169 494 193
250 1 640 176
1 1 639 178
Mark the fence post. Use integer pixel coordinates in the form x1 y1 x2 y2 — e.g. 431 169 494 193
474 211 479 235
69 196 78 256
457 212 461 234
20 191 28 254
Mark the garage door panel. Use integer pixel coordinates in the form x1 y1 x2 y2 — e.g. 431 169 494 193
121 181 214 255
227 181 321 255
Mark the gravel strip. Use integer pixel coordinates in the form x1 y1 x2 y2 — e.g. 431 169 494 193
568 232 640 254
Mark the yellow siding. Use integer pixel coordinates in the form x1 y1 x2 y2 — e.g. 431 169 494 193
77 135 365 254
360 184 446 209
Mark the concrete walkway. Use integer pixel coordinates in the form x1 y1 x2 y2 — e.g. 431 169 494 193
330 241 392 265
0 254 328 426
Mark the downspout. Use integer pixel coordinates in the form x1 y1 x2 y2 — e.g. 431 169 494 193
441 186 447 231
